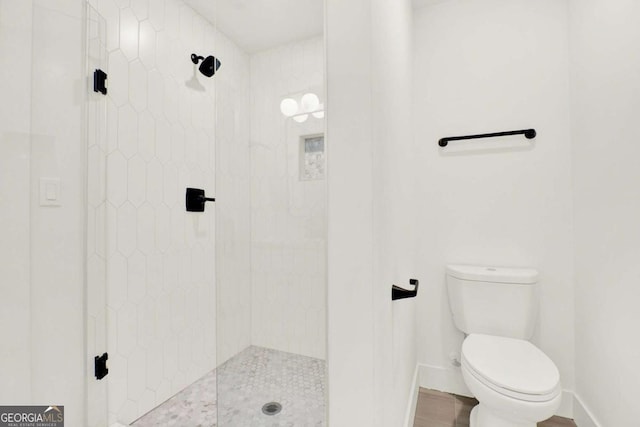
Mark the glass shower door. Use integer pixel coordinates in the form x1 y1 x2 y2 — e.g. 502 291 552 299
86 1 220 425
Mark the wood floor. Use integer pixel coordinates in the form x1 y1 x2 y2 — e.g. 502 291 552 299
413 388 577 427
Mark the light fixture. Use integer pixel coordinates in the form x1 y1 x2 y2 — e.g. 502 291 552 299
280 98 298 117
280 93 324 122
301 93 320 112
312 104 325 119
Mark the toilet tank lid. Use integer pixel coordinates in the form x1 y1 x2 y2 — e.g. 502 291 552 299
446 264 538 284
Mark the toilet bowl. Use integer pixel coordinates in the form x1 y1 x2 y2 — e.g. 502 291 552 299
445 264 563 426
461 334 561 427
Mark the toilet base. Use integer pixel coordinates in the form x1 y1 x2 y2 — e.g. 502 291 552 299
470 405 478 426
470 404 536 427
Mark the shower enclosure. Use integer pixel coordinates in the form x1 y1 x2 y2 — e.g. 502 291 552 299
85 0 327 425
0 0 325 426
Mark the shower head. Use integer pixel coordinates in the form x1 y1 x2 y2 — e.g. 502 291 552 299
191 53 221 77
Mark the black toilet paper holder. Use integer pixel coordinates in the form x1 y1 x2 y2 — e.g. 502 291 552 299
392 279 419 301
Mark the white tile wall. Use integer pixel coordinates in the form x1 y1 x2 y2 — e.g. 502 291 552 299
249 37 326 360
90 0 251 424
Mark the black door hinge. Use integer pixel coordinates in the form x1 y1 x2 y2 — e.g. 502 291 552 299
94 352 109 380
93 69 107 95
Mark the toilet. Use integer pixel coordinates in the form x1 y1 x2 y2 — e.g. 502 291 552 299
446 264 562 427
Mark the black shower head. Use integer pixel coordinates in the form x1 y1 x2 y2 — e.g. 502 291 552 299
191 53 221 77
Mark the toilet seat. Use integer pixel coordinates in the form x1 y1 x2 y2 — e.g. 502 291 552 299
462 334 561 403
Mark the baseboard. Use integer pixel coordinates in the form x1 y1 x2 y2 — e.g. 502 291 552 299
416 364 575 419
417 363 472 397
556 390 574 418
573 393 601 427
403 364 421 427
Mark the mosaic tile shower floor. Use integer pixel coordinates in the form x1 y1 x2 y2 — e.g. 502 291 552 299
133 346 326 427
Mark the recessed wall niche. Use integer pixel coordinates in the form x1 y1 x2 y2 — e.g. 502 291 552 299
300 134 325 181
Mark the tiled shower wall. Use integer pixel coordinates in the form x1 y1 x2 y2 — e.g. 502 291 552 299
249 37 326 359
90 0 251 424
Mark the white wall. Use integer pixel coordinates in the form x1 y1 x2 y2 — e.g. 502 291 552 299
0 1 87 425
0 0 33 404
29 4 87 425
326 0 416 425
249 37 326 360
92 0 251 423
412 0 575 409
326 0 375 423
570 1 640 425
371 0 417 425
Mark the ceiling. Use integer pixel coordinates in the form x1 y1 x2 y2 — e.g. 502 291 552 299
412 0 450 9
184 0 324 54
184 0 448 54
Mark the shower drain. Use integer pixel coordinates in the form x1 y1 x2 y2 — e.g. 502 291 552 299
262 402 282 416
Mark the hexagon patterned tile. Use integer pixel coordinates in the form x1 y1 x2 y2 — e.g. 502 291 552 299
132 346 326 427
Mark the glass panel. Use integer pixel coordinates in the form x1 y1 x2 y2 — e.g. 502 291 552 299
88 1 220 425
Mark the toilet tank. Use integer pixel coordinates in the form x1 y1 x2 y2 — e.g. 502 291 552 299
446 264 539 339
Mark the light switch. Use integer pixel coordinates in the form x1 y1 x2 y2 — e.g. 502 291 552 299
46 183 56 200
40 178 61 206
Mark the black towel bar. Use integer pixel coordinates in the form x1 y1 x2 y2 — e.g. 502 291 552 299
438 129 536 147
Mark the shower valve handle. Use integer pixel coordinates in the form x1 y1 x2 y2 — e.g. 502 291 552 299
185 188 215 212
